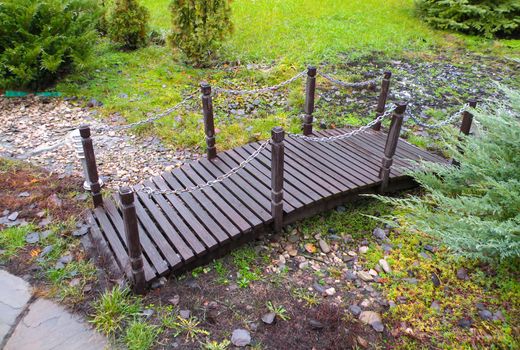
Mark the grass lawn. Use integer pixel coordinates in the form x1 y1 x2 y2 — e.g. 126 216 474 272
57 0 519 151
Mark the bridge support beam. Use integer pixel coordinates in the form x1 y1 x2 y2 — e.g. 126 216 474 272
452 99 477 166
372 71 392 131
303 66 317 136
79 125 103 208
119 187 146 294
271 127 285 233
379 103 406 193
201 83 217 160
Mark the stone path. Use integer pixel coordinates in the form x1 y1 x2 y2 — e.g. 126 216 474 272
0 269 108 350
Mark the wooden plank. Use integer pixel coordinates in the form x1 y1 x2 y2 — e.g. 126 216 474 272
161 172 232 244
180 165 253 233
240 144 324 202
131 189 183 269
199 157 272 217
105 197 168 277
142 179 209 255
134 186 195 264
350 132 412 171
86 211 123 278
371 131 443 162
93 206 155 282
188 161 267 225
284 136 370 187
219 149 300 210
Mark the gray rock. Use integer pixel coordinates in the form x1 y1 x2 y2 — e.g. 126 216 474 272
402 278 418 285
424 244 436 253
344 270 357 281
359 311 384 332
72 225 89 237
59 255 73 264
319 239 331 254
478 309 492 321
151 277 167 289
357 271 373 282
39 245 53 257
25 232 39 244
87 99 103 108
349 305 361 316
419 252 432 260
309 319 324 330
75 193 89 201
358 246 369 254
431 300 441 311
371 321 384 332
40 230 53 239
457 317 473 328
313 282 326 293
169 295 180 305
456 267 469 280
431 272 441 287
382 243 393 253
179 310 190 319
261 312 276 324
18 192 30 197
372 228 387 241
8 212 19 221
492 311 505 321
231 329 251 347
378 259 391 273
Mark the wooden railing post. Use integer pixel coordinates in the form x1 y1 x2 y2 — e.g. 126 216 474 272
201 82 217 159
271 127 285 233
372 71 392 131
303 66 317 136
119 187 146 294
79 125 103 207
452 99 477 166
379 103 406 193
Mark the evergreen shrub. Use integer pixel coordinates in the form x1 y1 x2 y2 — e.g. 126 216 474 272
107 0 150 50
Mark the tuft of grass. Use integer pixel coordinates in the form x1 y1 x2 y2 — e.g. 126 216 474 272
231 246 262 288
166 315 210 342
124 320 161 350
266 301 291 321
91 287 142 336
201 339 231 350
292 288 319 307
0 225 36 260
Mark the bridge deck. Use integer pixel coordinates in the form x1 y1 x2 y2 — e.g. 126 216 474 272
86 128 445 284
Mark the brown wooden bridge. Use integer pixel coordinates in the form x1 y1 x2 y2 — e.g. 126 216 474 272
81 68 473 293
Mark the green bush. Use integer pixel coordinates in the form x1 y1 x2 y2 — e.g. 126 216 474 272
107 0 150 50
376 88 520 261
415 0 520 38
169 0 233 67
0 0 100 89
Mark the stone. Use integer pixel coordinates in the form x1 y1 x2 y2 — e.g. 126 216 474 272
231 329 251 347
261 312 276 324
179 310 191 319
0 270 32 343
382 243 393 253
359 311 384 332
424 244 436 253
457 317 473 328
344 270 357 281
431 272 441 287
492 311 505 321
349 304 361 316
151 277 167 289
378 259 391 273
402 278 418 285
309 319 324 330
313 282 326 294
358 246 369 254
69 278 81 287
372 227 387 241
59 255 73 264
142 309 154 318
368 269 378 276
324 287 336 296
419 252 432 260
18 192 30 197
299 261 309 269
431 300 441 312
456 267 469 280
8 212 19 221
72 225 89 237
478 309 492 321
40 230 53 239
357 336 368 348
87 98 103 108
25 232 40 244
336 206 346 212
4 298 107 350
318 239 331 254
360 299 371 308
358 271 374 282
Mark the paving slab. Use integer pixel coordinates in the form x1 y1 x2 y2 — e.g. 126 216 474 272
0 269 32 343
4 298 108 350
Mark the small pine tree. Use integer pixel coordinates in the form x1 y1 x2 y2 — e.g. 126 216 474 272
374 88 520 262
107 0 150 50
169 0 233 67
415 0 520 38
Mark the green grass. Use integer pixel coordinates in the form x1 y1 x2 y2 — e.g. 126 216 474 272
0 225 36 260
125 320 161 350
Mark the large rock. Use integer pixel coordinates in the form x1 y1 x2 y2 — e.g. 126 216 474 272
359 311 384 332
0 270 32 343
231 329 251 347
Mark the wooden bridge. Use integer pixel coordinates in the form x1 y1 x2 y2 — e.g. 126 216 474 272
80 69 471 293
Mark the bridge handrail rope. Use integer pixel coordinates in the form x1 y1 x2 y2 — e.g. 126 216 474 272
135 139 272 196
212 70 307 95
288 107 395 143
318 71 377 89
406 104 469 129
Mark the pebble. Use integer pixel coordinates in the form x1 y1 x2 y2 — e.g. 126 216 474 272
231 329 251 347
73 225 89 237
357 271 374 282
419 252 432 260
359 311 384 332
169 295 180 305
299 261 309 269
18 192 30 197
424 244 436 253
368 269 378 276
402 278 418 285
344 270 357 281
372 227 387 241
319 239 331 254
358 246 369 254
456 267 469 280
309 319 324 330
324 287 336 296
431 300 441 311
8 212 19 221
478 309 493 321
179 310 191 319
151 277 167 289
378 259 391 273
25 232 40 244
313 282 326 293
39 245 53 257
457 317 473 328
261 312 276 324
349 304 362 316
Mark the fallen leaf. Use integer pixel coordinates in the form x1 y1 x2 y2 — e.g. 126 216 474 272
305 243 317 254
